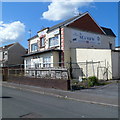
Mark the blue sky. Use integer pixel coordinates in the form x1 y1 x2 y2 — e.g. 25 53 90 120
2 2 118 48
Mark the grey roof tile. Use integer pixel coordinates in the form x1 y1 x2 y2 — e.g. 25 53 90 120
101 27 116 37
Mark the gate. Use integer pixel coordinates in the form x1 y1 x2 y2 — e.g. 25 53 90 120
97 67 108 80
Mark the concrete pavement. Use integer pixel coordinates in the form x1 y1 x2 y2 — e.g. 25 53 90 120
2 81 118 107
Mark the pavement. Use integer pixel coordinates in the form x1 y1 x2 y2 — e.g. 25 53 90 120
2 81 118 107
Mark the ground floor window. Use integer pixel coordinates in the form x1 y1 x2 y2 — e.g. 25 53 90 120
43 56 51 67
35 63 40 69
25 59 31 69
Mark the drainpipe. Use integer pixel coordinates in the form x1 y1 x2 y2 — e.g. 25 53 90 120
59 27 62 67
59 27 62 50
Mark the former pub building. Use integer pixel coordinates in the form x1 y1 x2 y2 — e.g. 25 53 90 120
23 12 120 80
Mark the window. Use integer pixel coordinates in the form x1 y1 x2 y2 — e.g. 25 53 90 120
43 57 51 67
40 37 45 47
49 35 59 47
25 59 31 69
35 63 40 69
31 43 38 52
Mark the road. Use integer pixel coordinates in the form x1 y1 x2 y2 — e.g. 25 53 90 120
2 86 118 118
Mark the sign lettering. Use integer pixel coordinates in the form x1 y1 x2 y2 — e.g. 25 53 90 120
72 30 101 45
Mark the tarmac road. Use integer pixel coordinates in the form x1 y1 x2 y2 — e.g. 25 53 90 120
2 86 118 118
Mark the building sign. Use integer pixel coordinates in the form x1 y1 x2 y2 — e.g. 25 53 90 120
72 30 101 45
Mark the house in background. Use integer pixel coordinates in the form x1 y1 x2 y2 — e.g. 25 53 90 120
23 12 119 80
115 46 120 50
0 42 26 67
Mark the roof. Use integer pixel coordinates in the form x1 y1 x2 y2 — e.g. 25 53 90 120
23 49 62 57
27 14 82 41
101 27 116 37
115 46 120 48
28 12 116 40
28 35 38 41
47 14 82 32
0 43 15 51
37 27 49 33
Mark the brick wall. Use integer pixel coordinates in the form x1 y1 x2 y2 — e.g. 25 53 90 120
7 75 70 90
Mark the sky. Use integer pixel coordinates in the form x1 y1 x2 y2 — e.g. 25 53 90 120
1 1 118 48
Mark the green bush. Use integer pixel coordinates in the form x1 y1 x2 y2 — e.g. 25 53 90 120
87 76 98 87
87 80 94 87
82 77 87 81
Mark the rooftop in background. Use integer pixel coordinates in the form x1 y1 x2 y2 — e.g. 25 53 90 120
115 46 120 48
101 27 116 37
0 43 15 51
115 46 120 51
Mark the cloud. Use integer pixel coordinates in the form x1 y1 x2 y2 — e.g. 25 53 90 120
42 0 94 21
0 21 25 45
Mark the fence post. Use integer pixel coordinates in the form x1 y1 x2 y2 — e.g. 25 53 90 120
69 57 73 79
106 61 108 80
97 67 99 80
97 62 100 80
92 60 95 76
86 60 88 79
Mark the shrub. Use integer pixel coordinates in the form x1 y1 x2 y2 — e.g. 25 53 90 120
87 76 98 87
87 79 94 87
82 77 87 81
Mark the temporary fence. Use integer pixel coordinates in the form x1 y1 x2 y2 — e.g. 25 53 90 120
2 67 69 81
1 60 112 81
70 60 112 80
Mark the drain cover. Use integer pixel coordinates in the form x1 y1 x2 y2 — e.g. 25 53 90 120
20 113 42 118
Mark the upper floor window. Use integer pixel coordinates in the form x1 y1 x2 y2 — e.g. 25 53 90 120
49 35 59 47
2 51 7 60
31 43 38 52
40 37 45 47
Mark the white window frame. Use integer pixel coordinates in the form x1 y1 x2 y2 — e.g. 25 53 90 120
40 37 45 47
31 43 38 52
43 56 51 67
49 35 59 48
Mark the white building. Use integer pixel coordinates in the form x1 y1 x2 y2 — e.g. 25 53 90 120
24 12 119 80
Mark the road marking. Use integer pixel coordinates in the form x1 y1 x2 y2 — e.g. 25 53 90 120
2 84 118 107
